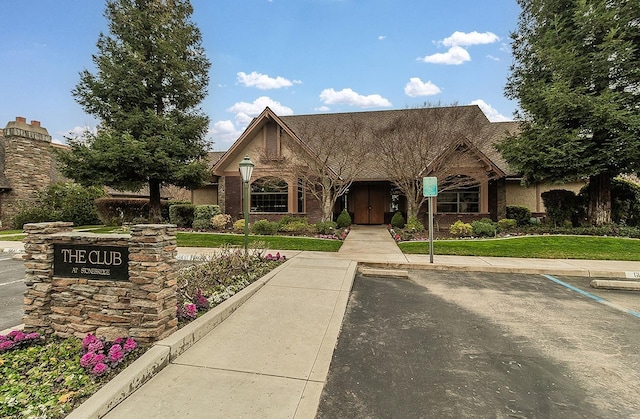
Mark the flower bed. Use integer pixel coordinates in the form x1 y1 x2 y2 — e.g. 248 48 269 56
0 246 286 418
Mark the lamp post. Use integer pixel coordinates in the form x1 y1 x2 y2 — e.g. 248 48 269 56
239 155 254 254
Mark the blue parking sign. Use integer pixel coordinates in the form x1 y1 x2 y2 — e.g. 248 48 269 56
423 177 438 197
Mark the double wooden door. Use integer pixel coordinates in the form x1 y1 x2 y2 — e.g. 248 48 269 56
352 185 386 225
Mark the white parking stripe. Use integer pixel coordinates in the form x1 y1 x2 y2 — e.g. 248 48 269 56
0 279 24 286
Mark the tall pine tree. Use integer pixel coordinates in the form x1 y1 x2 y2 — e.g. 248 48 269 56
59 0 211 221
498 0 640 225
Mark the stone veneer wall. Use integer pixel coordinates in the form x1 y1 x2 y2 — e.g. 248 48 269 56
1 117 56 227
22 222 178 343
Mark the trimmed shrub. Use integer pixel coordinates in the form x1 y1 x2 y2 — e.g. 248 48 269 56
211 214 231 230
279 219 315 235
192 205 221 230
405 215 425 233
336 209 352 229
541 189 581 227
162 200 190 221
252 219 279 235
506 206 531 226
449 220 473 237
472 219 496 237
316 220 338 235
496 218 517 232
169 204 195 228
233 219 246 233
390 211 405 229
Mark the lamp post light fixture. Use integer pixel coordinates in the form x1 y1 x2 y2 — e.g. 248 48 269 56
239 155 255 254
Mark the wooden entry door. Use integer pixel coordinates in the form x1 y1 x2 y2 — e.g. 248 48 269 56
352 185 386 224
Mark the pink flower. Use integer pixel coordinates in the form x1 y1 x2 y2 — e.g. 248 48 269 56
123 338 137 352
80 352 97 368
82 334 100 350
11 331 26 342
109 344 124 363
112 337 125 345
94 353 107 364
0 341 14 351
24 332 40 340
88 340 104 353
92 362 109 376
184 303 197 319
0 335 7 343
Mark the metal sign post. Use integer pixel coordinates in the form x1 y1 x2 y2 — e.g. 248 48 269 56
423 177 437 264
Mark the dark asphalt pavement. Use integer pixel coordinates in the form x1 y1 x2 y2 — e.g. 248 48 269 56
317 270 640 418
0 257 26 331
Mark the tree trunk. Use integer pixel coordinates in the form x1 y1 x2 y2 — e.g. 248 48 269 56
321 178 334 222
149 178 163 223
587 172 612 226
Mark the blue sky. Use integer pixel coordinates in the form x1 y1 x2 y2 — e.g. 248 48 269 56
1 0 521 150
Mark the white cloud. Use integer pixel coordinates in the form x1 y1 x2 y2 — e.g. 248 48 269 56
208 120 243 148
227 96 294 117
378 35 386 40
61 125 97 142
442 31 500 47
419 46 471 65
470 99 510 122
404 78 441 97
319 88 392 108
315 106 331 112
486 55 500 61
236 71 300 90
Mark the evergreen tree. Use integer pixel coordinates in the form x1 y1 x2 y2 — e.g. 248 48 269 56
58 0 211 221
498 0 640 225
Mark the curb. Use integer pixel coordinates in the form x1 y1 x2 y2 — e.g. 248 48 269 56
358 261 631 279
590 279 640 291
67 259 291 419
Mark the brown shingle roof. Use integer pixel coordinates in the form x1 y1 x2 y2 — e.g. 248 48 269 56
281 105 510 180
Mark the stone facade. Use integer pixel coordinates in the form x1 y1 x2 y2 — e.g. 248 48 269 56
0 117 61 227
22 222 178 343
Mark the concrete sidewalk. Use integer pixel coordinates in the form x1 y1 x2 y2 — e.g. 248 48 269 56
70 252 357 419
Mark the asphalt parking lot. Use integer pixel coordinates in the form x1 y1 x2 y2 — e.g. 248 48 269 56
0 256 26 331
317 270 640 418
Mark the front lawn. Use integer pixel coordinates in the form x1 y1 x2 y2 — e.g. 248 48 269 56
176 232 343 252
399 235 640 261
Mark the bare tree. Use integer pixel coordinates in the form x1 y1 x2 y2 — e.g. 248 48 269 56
374 104 501 219
264 114 371 222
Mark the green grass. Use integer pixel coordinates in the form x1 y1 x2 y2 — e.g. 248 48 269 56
399 235 640 261
176 232 343 252
0 229 23 235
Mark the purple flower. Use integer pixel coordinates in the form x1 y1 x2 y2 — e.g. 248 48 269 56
7 330 21 338
184 303 198 319
194 289 210 311
0 335 7 343
112 337 125 345
0 341 14 351
123 338 137 353
88 340 104 353
82 334 100 350
93 353 107 364
92 362 109 376
80 352 97 368
11 331 26 342
108 344 124 363
24 332 40 340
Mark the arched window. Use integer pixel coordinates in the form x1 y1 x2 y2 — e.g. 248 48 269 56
437 176 480 213
251 177 288 212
